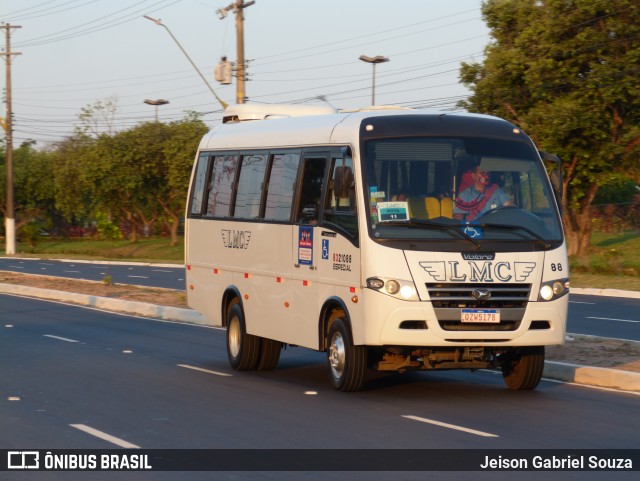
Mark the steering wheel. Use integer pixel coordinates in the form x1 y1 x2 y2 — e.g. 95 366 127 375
479 204 520 219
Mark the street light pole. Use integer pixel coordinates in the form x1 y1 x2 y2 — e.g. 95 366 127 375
1 23 21 255
143 15 228 109
144 98 169 121
359 55 389 106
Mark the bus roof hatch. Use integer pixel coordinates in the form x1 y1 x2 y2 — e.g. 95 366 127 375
222 103 338 123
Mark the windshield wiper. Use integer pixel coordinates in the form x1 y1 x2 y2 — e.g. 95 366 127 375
379 220 482 248
480 222 552 249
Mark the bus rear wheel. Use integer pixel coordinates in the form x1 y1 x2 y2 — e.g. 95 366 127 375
226 304 260 370
327 318 367 392
256 338 282 371
500 346 545 390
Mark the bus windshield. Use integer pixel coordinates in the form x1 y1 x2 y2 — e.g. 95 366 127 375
363 137 563 245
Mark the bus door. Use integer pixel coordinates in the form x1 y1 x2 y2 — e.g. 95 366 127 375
291 153 330 348
291 151 361 349
315 152 361 330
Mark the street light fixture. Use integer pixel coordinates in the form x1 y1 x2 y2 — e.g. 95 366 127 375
359 55 389 106
144 98 169 121
143 15 228 109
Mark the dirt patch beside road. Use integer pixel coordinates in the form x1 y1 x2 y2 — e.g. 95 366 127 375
1 270 639 373
0 270 186 308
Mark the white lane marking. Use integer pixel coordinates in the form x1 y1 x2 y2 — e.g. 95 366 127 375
401 415 499 438
8 265 24 269
569 301 596 304
70 424 140 448
44 334 79 343
127 275 149 279
152 269 173 273
178 364 232 377
63 270 81 273
586 316 639 324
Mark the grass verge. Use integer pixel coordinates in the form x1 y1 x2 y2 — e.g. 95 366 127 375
10 237 184 263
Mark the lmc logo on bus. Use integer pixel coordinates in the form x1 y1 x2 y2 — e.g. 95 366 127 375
420 260 535 283
221 229 252 249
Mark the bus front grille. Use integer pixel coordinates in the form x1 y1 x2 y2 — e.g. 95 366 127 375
426 283 531 309
426 283 531 331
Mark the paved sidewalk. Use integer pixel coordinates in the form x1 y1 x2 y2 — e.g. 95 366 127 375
1 282 639 393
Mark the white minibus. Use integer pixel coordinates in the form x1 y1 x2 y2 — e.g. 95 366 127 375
185 104 569 391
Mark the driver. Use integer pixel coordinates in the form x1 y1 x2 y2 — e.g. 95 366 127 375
454 166 512 221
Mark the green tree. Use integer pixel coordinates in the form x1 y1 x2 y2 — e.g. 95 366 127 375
159 114 208 245
459 0 640 255
51 105 207 244
76 96 119 138
90 124 167 242
52 133 100 228
1 141 57 239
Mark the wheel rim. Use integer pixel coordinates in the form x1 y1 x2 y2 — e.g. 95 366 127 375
228 316 241 358
328 331 346 379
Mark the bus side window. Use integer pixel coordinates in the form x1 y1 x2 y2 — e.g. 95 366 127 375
233 153 268 220
206 154 238 217
264 152 300 222
189 154 210 216
323 157 358 238
295 157 327 225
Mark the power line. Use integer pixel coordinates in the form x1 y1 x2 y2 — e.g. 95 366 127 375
14 0 180 48
0 0 76 19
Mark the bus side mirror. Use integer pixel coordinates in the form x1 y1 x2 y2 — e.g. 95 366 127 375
540 151 563 203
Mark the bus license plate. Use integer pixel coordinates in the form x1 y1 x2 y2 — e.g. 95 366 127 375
461 309 500 323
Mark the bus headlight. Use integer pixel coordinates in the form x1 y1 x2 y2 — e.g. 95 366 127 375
385 280 400 295
367 277 419 301
538 278 569 301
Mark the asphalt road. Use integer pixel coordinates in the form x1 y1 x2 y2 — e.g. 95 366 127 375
568 294 640 341
0 258 185 290
1 294 638 480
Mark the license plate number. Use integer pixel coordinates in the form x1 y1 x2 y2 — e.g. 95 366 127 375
461 309 500 323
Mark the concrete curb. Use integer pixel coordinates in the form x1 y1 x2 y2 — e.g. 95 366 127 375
2 282 639 393
543 361 640 392
570 287 640 299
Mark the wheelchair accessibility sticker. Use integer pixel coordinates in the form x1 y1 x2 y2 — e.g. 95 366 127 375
463 223 484 239
322 239 329 260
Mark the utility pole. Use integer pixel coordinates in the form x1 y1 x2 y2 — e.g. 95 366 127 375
1 23 21 256
217 1 254 104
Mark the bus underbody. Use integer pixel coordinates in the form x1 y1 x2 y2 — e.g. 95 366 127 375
365 344 546 391
374 346 498 371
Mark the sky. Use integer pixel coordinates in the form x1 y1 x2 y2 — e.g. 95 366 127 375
1 0 490 148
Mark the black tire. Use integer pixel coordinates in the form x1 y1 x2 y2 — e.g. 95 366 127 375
226 303 260 371
327 318 367 392
500 346 545 390
256 338 282 371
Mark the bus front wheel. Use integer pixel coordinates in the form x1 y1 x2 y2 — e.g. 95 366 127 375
226 304 260 370
327 318 367 392
500 346 545 390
